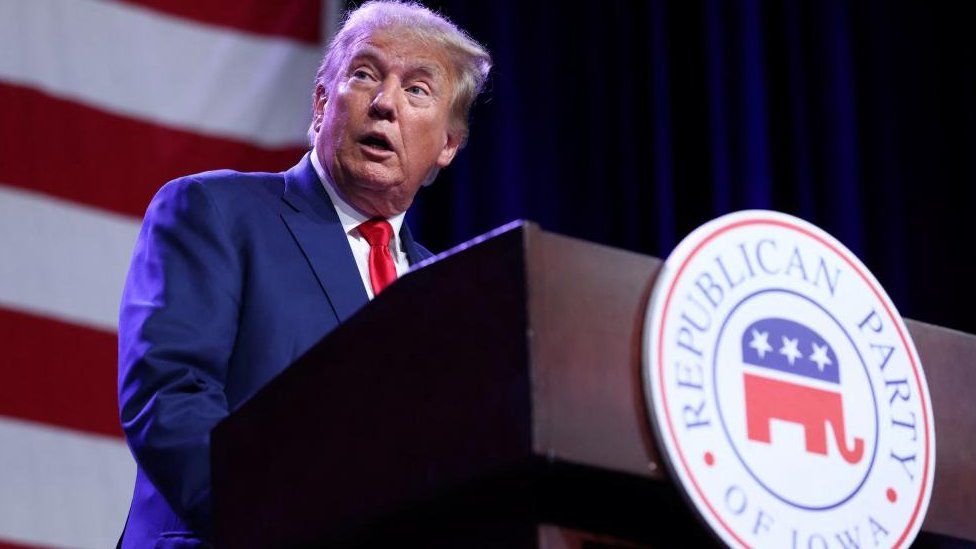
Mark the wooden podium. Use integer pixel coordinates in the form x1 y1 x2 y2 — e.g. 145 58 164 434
212 222 975 547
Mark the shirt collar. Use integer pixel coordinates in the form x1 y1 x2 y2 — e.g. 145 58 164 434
310 149 405 248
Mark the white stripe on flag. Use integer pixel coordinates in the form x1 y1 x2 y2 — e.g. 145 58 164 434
0 0 320 148
0 416 134 549
0 184 140 332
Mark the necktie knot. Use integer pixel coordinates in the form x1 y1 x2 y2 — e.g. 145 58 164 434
358 218 393 249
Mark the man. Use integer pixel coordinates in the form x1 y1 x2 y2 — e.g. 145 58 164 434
116 2 491 546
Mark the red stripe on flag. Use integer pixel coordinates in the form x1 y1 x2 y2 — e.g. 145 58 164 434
116 0 322 44
0 540 54 549
0 307 123 439
0 83 308 219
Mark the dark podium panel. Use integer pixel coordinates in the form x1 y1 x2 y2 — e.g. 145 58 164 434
212 222 975 548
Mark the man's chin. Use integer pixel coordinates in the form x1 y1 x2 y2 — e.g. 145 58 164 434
342 178 414 217
357 197 411 219
352 176 405 196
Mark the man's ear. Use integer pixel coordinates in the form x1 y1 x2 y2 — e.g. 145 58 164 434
312 84 327 130
436 131 462 168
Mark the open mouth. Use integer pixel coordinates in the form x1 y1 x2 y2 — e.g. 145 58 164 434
359 133 394 153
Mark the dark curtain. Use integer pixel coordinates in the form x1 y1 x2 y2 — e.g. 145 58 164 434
406 1 976 335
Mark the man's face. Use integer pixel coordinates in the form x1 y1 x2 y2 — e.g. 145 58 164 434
313 30 460 218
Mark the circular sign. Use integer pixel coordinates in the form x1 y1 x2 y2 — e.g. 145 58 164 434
642 211 935 548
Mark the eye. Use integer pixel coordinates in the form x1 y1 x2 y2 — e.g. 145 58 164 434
351 68 375 81
405 84 430 96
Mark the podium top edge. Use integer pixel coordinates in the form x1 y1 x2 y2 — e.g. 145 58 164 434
410 219 538 272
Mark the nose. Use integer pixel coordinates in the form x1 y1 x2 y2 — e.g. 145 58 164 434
369 78 397 121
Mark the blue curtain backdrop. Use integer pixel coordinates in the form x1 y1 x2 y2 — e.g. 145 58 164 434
406 1 976 335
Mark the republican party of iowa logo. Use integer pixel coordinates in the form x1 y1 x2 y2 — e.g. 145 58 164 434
643 211 935 548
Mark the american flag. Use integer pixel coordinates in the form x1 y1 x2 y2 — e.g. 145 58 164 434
0 1 336 546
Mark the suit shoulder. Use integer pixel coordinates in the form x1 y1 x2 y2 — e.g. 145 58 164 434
148 167 288 217
170 168 284 196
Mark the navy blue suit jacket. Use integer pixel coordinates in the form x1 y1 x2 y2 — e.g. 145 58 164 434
117 154 433 547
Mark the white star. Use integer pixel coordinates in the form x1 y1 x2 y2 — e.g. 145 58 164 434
780 336 802 365
809 342 833 372
748 329 773 358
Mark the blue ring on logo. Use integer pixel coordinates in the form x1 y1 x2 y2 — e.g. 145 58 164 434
712 288 880 511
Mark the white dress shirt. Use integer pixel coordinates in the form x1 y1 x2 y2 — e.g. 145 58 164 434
310 149 410 300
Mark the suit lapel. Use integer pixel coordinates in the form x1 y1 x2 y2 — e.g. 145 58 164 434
280 154 368 322
399 223 429 266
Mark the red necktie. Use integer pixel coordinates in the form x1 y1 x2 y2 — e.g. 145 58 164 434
357 219 397 295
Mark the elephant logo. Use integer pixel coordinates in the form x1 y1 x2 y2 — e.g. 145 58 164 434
740 318 864 464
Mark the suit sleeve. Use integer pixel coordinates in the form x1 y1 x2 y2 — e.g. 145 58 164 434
118 176 241 535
